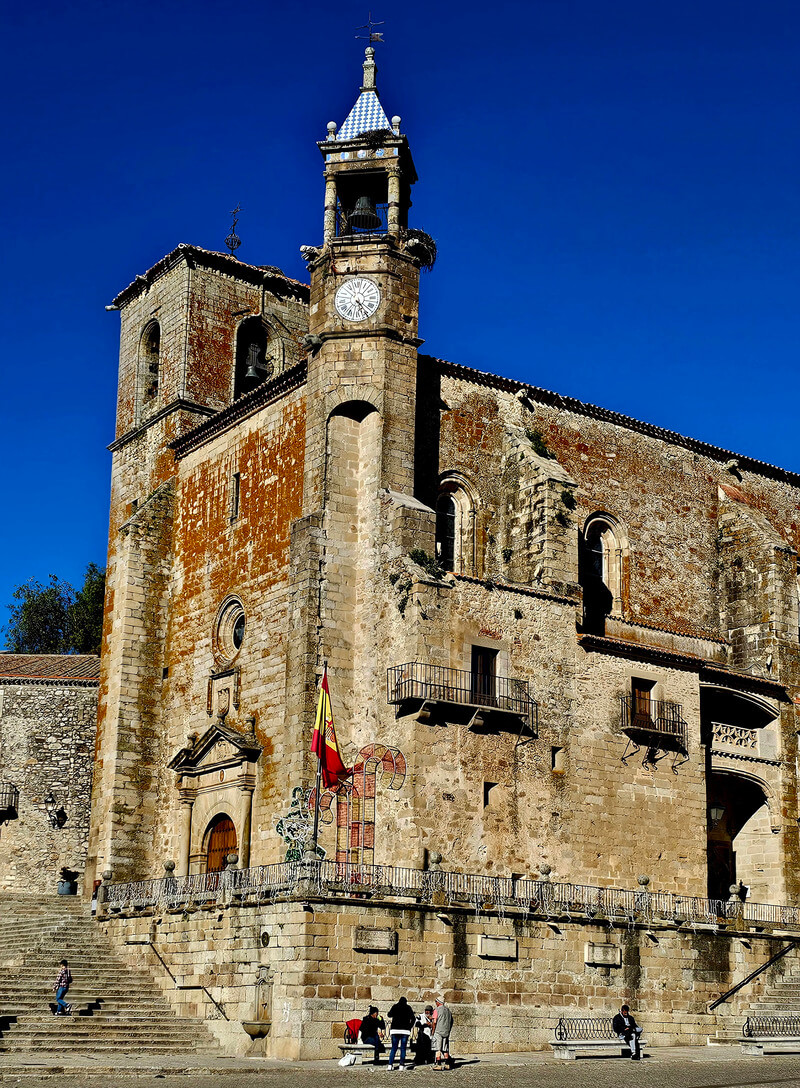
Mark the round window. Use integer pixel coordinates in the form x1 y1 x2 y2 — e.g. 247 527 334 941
214 596 246 663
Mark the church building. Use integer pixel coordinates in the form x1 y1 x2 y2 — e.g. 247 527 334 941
87 47 800 1058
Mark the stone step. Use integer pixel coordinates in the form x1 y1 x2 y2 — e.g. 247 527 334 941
0 896 220 1058
0 1042 220 1051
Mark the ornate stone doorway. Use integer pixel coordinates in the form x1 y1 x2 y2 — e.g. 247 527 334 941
206 814 237 873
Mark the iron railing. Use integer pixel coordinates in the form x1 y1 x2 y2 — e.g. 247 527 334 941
387 662 537 730
101 860 800 933
620 696 688 753
743 1015 800 1038
336 202 389 237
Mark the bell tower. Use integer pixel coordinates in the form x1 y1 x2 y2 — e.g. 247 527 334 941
302 46 427 510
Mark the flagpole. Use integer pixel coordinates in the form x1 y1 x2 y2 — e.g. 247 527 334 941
309 661 326 861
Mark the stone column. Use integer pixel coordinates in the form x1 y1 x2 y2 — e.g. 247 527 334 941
324 175 338 243
239 784 254 870
387 169 401 234
177 791 194 877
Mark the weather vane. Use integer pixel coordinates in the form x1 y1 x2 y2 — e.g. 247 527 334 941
225 204 242 257
355 12 384 43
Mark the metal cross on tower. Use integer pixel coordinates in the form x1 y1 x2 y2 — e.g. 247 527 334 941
355 12 384 43
225 204 242 256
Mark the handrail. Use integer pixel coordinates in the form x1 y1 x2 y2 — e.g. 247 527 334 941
708 941 797 1010
127 938 229 1021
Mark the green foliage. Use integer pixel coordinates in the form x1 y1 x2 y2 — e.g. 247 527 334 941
69 563 106 654
560 488 576 510
524 428 555 459
408 548 445 581
3 564 106 655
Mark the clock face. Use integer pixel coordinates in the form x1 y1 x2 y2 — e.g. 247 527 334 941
334 277 381 322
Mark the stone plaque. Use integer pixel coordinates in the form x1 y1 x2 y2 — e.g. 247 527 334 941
584 942 621 967
478 935 518 960
354 926 397 953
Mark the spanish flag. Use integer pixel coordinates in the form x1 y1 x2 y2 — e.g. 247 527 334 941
311 666 351 789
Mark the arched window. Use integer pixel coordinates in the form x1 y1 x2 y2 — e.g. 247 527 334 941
579 514 627 633
234 317 273 399
435 478 478 575
436 494 457 571
139 321 160 409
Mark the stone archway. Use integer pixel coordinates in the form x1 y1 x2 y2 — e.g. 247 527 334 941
707 770 779 903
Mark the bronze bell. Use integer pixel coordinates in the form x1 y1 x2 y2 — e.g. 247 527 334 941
244 342 263 380
349 195 381 230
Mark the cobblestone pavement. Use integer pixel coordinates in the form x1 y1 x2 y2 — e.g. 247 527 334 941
4 1049 800 1087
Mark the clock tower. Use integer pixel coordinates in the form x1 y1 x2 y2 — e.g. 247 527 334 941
302 46 428 510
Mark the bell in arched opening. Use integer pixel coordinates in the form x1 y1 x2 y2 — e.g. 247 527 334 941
349 195 381 231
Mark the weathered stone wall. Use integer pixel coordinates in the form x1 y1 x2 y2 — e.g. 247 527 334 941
0 680 97 893
97 894 800 1059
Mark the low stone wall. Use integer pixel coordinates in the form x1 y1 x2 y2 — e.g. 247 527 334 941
96 890 800 1059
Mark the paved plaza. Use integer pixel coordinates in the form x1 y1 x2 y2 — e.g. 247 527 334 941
4 1048 800 1087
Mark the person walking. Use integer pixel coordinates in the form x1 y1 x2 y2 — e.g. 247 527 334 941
612 1004 643 1060
432 996 453 1070
52 959 72 1016
387 996 415 1071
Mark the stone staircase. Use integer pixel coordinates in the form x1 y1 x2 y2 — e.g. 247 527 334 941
709 959 800 1043
0 893 220 1056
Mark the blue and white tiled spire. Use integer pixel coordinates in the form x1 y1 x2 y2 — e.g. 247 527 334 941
337 47 391 140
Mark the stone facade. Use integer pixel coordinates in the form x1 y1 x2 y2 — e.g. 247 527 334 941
88 47 800 1056
0 655 99 893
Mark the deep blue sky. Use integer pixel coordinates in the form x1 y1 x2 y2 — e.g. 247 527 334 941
1 0 798 631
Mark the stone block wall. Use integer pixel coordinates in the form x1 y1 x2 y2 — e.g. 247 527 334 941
0 678 98 893
96 892 800 1059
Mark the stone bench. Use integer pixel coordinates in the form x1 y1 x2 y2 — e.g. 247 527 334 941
740 1015 800 1055
338 1042 382 1065
550 1017 647 1060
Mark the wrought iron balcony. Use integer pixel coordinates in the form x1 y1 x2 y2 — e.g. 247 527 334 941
620 696 688 755
387 662 537 732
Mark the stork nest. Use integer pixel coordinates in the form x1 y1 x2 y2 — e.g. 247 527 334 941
401 228 438 272
360 128 394 149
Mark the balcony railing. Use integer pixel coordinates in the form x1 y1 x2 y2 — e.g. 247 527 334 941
620 696 688 754
387 662 537 730
99 859 800 933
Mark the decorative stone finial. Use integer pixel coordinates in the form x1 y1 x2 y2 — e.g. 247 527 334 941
539 863 552 881
164 860 176 874
327 121 337 141
391 115 401 135
362 46 377 92
428 852 442 872
637 875 650 887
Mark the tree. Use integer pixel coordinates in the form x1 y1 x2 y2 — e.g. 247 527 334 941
68 563 106 654
3 565 106 655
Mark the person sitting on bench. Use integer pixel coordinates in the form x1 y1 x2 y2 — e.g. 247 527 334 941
359 1006 386 1061
612 1005 643 1061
